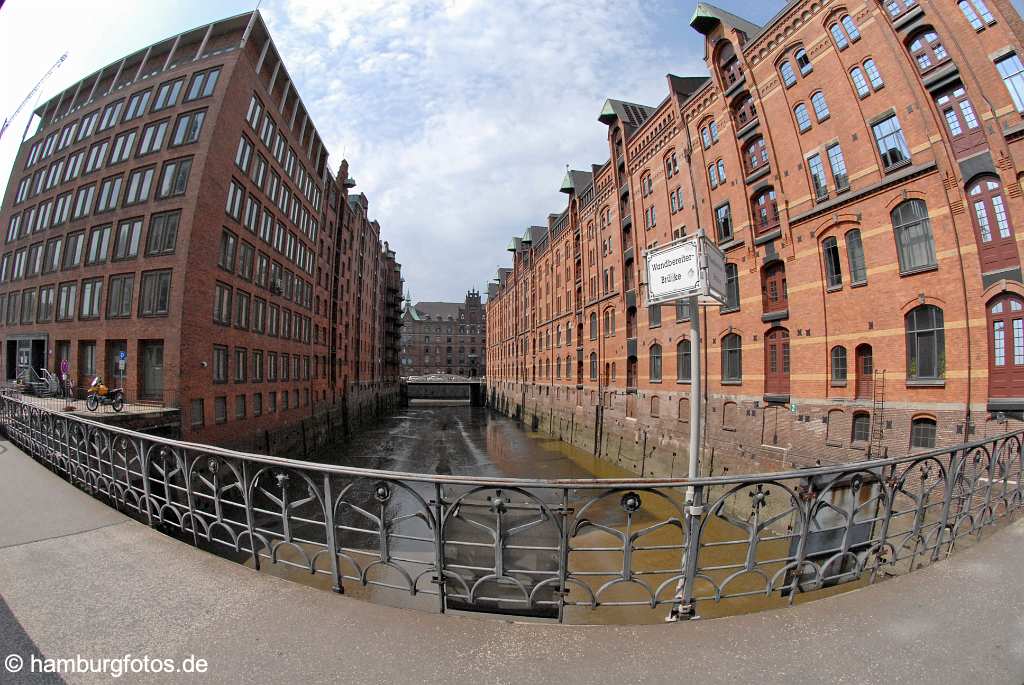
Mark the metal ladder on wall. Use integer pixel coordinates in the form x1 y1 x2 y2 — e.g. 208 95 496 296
868 369 886 459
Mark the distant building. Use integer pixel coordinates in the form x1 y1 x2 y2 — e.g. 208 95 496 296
401 290 486 377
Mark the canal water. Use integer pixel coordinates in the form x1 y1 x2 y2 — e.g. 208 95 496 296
247 402 864 624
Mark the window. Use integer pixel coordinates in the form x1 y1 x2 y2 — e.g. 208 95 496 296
831 23 849 50
139 270 171 317
246 95 264 129
733 94 757 128
937 87 983 157
152 78 184 111
146 211 179 256
71 184 95 219
171 110 205 146
137 120 169 156
808 154 828 200
811 92 830 121
906 305 945 380
647 343 662 381
701 126 712 149
79 278 102 319
84 140 109 174
722 333 742 382
780 60 797 87
56 282 77 321
589 312 598 340
190 399 205 428
709 120 719 142
85 224 111 265
723 263 740 311
226 180 244 220
715 203 733 243
36 286 53 322
107 274 133 318
872 115 910 170
762 261 788 312
752 187 779 233
795 103 811 132
676 339 691 382
823 236 843 288
124 166 154 205
213 346 228 383
996 54 1024 113
864 59 884 89
214 283 232 324
63 150 84 183
717 159 726 183
80 111 100 140
157 158 191 198
235 290 250 329
959 0 995 30
852 68 870 98
649 304 661 327
708 163 719 188
235 136 253 172
718 41 742 87
911 417 937 449
892 200 937 273
589 352 597 380
885 0 918 19
969 177 1016 273
908 30 948 72
852 413 871 443
42 237 62 274
235 395 246 419
123 89 152 121
99 100 124 132
744 136 768 175
235 348 248 383
63 231 84 268
109 130 136 164
831 346 848 384
112 218 141 260
846 229 867 285
184 67 221 101
827 144 848 191
96 175 122 213
676 299 691 322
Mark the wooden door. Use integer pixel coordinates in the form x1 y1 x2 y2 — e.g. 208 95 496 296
988 293 1024 398
969 178 1019 274
936 86 986 158
762 262 788 313
764 327 790 395
855 344 873 399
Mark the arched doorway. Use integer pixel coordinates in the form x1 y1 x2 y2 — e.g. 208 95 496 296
988 292 1024 398
764 327 790 396
968 176 1019 274
855 343 873 399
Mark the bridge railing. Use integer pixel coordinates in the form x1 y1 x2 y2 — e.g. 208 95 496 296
2 393 1021 624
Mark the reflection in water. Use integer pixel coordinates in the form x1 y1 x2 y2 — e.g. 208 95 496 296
247 404 864 624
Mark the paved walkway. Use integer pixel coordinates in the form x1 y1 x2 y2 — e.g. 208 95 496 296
1 439 1023 684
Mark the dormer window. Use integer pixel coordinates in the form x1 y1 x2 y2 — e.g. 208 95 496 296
908 29 949 72
718 41 742 88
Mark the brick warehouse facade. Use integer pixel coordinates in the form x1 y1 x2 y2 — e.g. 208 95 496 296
0 11 403 447
486 0 1024 478
400 290 487 377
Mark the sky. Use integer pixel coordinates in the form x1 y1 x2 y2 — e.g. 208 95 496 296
2 0 1023 302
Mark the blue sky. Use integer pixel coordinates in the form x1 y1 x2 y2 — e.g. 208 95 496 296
2 1 1022 301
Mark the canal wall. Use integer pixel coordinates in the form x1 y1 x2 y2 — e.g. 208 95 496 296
487 380 1024 480
224 382 401 457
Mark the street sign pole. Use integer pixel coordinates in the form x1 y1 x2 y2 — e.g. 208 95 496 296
687 293 701 506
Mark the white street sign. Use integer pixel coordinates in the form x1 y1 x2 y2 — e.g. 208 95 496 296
644 231 727 306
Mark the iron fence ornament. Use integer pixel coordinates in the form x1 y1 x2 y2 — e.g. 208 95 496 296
1 394 1021 624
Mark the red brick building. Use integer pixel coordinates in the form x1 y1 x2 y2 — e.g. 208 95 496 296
487 0 1024 475
400 290 487 377
0 11 402 446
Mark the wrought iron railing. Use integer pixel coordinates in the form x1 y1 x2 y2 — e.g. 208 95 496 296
2 393 1021 624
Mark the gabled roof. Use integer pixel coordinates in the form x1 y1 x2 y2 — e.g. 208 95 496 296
560 169 594 195
598 99 657 129
689 2 762 38
413 301 463 320
667 75 710 102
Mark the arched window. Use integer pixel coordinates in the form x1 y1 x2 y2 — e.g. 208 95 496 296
988 293 1024 398
831 23 850 50
908 29 948 72
780 60 797 87
589 352 598 380
864 59 884 89
589 312 598 340
650 395 660 417
846 229 867 285
701 125 712 149
650 344 662 381
752 187 779 233
708 163 719 188
709 119 719 142
722 401 737 428
717 159 726 183
960 0 995 30
826 409 844 444
911 416 937 450
795 48 812 76
905 305 945 380
968 176 1018 273
831 15 861 48
892 200 936 273
851 412 871 443
743 136 768 175
678 397 690 422
811 91 830 121
718 41 742 87
761 261 788 313
723 263 740 311
855 344 873 398
831 346 848 384
677 339 691 382
823 236 843 289
936 86 984 157
665 152 678 177
794 103 812 132
885 0 919 20
556 356 562 379
851 67 870 97
611 361 617 381
641 172 653 197
722 333 742 382
732 93 757 129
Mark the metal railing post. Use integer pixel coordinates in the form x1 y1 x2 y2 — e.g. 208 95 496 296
322 473 343 594
932 445 963 561
242 459 260 571
433 482 447 614
672 483 704 621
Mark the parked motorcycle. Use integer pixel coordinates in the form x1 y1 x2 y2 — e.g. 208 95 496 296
85 376 125 412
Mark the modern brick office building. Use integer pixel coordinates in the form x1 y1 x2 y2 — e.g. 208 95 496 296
401 290 487 377
0 11 402 446
487 0 1024 476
